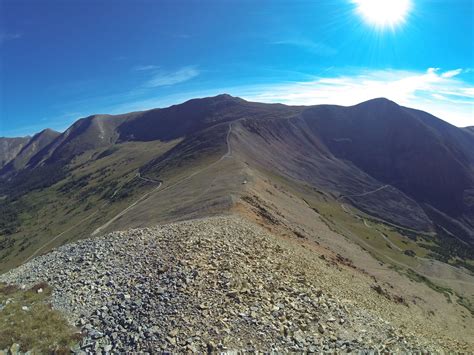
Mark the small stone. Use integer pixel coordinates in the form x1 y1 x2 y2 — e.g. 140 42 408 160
187 344 198 352
37 288 43 294
21 306 29 311
103 344 112 352
293 331 305 344
9 344 20 355
149 326 160 334
207 341 216 352
318 323 326 334
89 329 104 339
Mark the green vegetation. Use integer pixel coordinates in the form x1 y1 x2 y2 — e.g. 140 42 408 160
94 146 119 160
456 294 474 315
404 249 416 257
0 162 67 200
0 140 180 273
59 172 92 193
0 199 24 235
0 282 80 352
418 226 474 267
451 259 474 274
405 268 453 302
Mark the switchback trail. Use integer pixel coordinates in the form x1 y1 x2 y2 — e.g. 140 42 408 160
337 184 390 201
340 203 473 285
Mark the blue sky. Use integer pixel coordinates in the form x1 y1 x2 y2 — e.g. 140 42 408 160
1 0 473 136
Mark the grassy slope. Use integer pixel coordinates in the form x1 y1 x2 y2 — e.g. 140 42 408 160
0 282 79 352
0 140 179 272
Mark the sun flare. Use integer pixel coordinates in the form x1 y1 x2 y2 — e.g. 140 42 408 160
353 0 412 29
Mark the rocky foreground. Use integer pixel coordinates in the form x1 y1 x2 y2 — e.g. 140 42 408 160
0 216 466 352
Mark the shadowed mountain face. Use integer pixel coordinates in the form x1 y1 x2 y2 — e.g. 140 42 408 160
1 95 473 246
300 100 473 220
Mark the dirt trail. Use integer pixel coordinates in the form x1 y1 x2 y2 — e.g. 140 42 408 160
337 184 390 201
91 122 235 236
25 173 139 262
340 203 474 286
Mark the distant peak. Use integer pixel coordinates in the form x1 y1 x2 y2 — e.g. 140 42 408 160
34 128 61 138
40 128 60 135
210 93 244 102
215 93 234 99
351 98 402 112
181 93 245 107
361 97 399 106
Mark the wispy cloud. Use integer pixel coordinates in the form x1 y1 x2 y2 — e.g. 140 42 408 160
234 68 473 127
145 66 200 87
441 68 463 78
271 38 337 56
133 65 159 71
0 32 21 44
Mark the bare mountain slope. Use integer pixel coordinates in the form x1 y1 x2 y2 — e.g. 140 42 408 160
0 136 31 169
1 128 60 174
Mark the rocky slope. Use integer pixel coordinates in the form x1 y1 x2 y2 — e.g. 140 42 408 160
1 216 470 352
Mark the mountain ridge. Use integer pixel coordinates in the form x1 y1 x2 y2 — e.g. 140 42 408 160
0 94 473 271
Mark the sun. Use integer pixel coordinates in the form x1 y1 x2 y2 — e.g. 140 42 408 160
353 0 412 29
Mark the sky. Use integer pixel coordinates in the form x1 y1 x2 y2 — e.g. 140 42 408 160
0 0 473 137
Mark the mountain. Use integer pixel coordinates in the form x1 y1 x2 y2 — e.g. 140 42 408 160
0 136 31 169
0 95 472 264
1 94 473 351
1 95 473 247
1 128 60 174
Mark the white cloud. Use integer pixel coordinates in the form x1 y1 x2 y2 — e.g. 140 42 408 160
145 66 200 87
441 68 463 78
232 68 474 127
